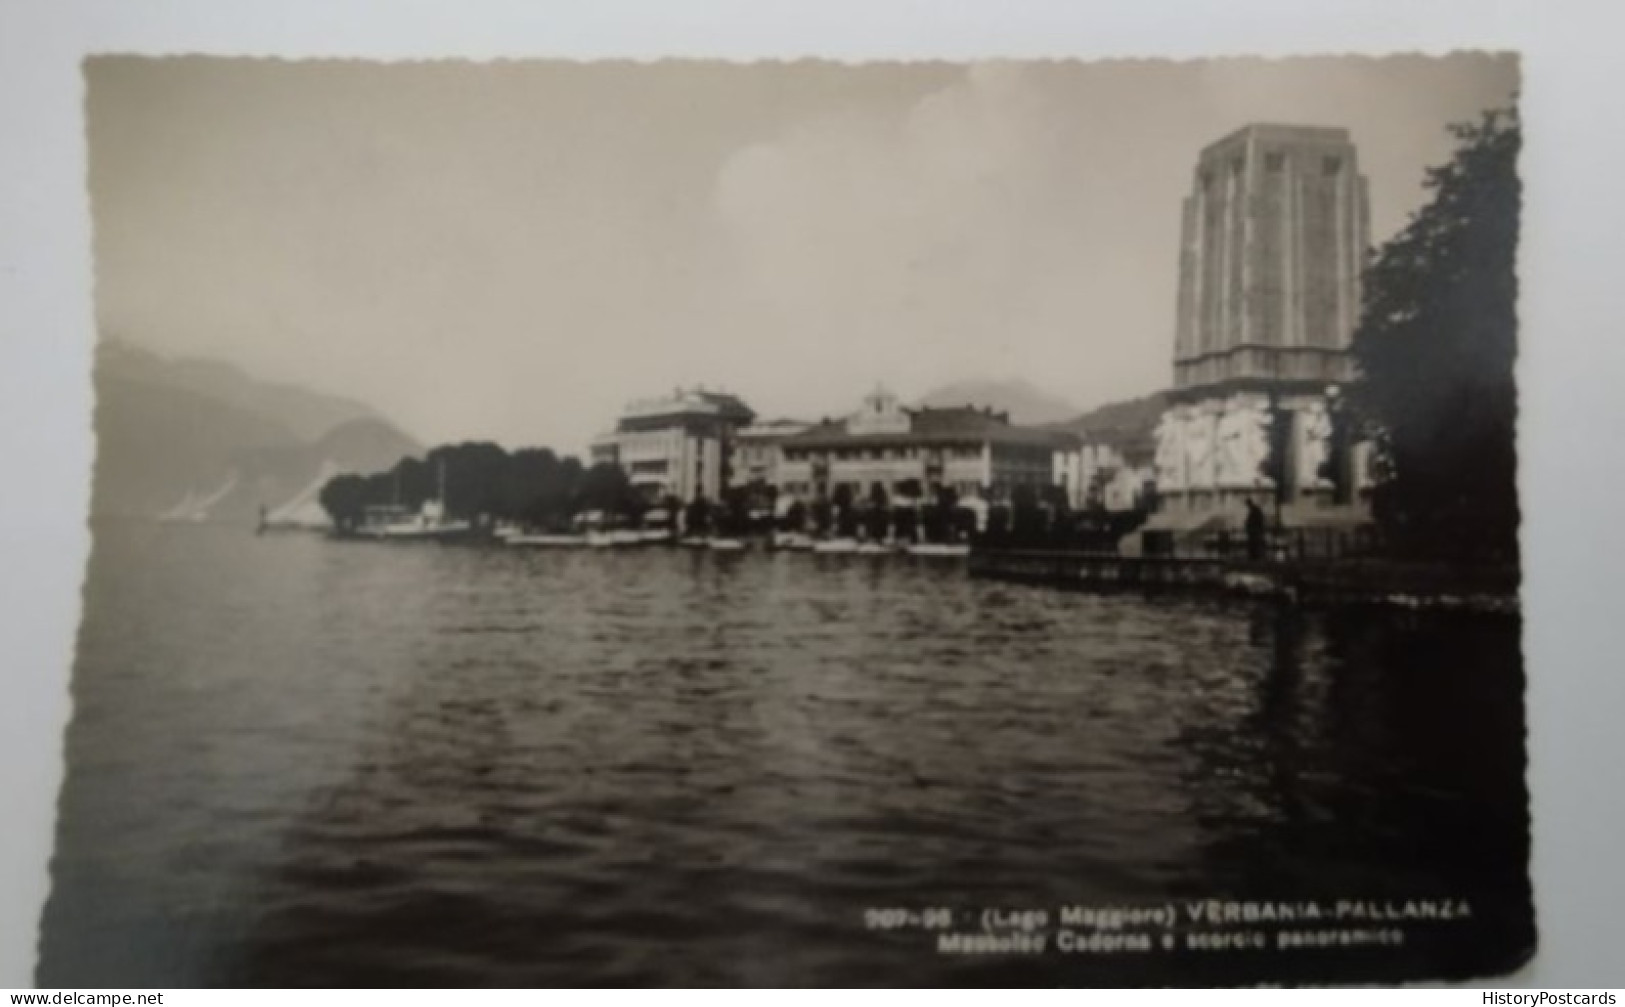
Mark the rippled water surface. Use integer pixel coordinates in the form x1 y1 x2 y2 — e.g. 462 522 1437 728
40 523 1531 985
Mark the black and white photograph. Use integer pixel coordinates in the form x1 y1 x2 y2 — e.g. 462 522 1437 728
36 52 1528 986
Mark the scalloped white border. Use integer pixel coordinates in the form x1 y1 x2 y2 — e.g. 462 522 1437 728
3 0 1619 989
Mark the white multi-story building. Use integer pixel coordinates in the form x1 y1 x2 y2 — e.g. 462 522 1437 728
1054 436 1157 513
733 419 811 488
775 388 1075 504
590 388 756 504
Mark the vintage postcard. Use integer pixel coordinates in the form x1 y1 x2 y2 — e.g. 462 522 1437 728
40 53 1527 985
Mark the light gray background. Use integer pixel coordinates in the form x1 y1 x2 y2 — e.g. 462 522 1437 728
1 0 1619 988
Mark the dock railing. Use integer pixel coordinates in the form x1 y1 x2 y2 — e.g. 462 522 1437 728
1141 524 1384 563
967 532 1520 612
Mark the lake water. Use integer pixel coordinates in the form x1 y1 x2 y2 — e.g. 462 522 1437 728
38 522 1532 985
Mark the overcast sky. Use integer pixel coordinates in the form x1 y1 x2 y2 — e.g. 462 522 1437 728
86 54 1518 453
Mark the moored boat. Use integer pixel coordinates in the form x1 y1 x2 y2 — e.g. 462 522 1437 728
507 532 588 547
812 538 860 554
364 501 475 542
906 542 971 558
586 529 646 548
351 462 473 542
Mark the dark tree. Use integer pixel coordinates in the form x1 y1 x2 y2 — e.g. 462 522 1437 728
1040 483 1071 540
1318 394 1355 505
321 441 607 533
1010 483 1046 546
390 456 435 510
951 505 979 542
922 485 958 543
502 448 574 527
831 484 858 538
781 498 808 533
575 462 640 523
1259 396 1292 527
983 504 1012 546
741 478 776 527
318 473 369 531
891 504 919 544
1351 108 1520 563
864 483 891 541
684 495 713 536
654 494 683 532
718 485 753 536
809 496 833 536
1084 466 1112 511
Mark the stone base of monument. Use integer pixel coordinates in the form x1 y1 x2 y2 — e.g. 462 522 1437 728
1144 487 1370 533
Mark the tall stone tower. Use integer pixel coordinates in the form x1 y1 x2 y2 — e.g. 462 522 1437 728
1153 124 1371 527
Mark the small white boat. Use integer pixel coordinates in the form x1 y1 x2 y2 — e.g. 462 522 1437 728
372 519 475 542
678 536 710 549
360 498 475 541
708 537 746 552
854 541 896 555
907 542 971 558
586 529 646 548
507 533 587 547
639 529 674 544
353 461 473 542
772 531 814 551
813 537 860 554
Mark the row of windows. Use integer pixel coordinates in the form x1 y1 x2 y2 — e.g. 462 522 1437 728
779 479 985 499
783 471 1056 496
783 445 983 463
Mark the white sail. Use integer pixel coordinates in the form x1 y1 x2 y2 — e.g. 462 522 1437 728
188 472 239 521
158 472 238 524
157 489 201 523
264 460 342 530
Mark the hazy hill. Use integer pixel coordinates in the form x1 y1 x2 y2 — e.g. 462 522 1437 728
99 340 381 443
1050 391 1169 463
917 378 1081 426
92 342 422 522
93 376 301 519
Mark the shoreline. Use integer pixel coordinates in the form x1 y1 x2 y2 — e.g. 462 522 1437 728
966 549 1520 615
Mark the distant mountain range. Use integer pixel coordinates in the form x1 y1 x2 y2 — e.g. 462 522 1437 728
93 341 422 523
917 378 1083 426
91 355 1169 525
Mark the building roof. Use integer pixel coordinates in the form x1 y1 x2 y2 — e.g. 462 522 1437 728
1200 123 1354 157
736 418 810 441
786 405 1078 451
614 387 755 428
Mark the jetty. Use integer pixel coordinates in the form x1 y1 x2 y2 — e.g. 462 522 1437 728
966 548 1519 615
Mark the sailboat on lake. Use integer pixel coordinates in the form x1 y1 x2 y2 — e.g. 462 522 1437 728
157 472 239 524
357 458 475 541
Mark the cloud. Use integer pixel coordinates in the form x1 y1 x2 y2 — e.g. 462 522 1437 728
712 64 1094 395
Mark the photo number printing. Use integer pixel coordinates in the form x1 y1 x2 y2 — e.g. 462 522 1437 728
865 899 1479 956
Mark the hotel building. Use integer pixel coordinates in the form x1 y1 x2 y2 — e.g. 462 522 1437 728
1054 434 1158 514
775 388 1075 504
733 419 811 488
590 388 756 504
